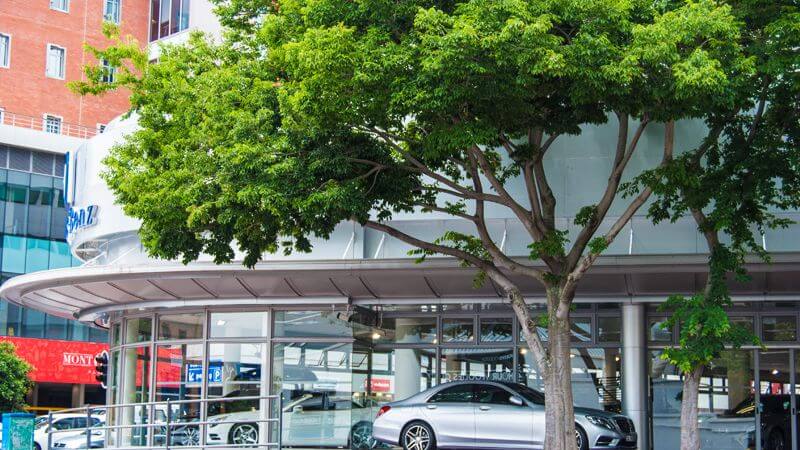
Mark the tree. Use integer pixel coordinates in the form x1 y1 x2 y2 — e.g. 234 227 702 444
74 1 765 448
0 341 33 412
633 1 800 447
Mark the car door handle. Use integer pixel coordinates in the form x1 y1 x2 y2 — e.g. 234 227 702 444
427 405 437 410
479 406 491 411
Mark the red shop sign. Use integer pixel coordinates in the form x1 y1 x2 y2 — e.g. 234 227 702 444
0 336 108 385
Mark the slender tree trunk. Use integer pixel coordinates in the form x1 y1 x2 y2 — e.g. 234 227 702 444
543 310 577 450
680 366 703 450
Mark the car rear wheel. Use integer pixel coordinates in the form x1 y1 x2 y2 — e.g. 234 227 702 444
229 423 259 446
349 421 377 449
402 421 435 450
576 426 589 450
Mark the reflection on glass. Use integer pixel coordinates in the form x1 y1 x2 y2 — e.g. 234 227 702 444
111 323 121 347
365 348 436 403
158 313 203 340
648 318 672 342
762 316 797 341
154 343 203 446
372 317 437 344
729 316 754 334
210 312 267 338
273 343 357 448
273 311 357 339
120 347 151 447
480 318 513 343
571 318 592 343
518 347 621 412
442 318 474 343
651 349 755 450
125 318 152 343
597 317 621 342
206 342 265 447
441 348 513 383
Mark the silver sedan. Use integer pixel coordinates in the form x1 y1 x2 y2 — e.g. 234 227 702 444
372 381 637 450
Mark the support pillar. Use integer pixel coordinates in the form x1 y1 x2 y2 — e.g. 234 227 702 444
622 302 649 450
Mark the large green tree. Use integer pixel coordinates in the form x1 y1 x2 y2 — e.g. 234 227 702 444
73 0 795 448
633 1 800 447
0 342 33 412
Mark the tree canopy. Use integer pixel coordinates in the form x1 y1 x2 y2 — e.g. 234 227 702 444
0 342 32 412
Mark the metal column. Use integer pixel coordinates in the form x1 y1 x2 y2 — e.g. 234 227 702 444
622 302 649 450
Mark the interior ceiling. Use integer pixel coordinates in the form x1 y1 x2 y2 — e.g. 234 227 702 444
3 254 800 322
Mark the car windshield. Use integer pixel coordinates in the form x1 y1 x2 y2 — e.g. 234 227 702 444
507 383 545 405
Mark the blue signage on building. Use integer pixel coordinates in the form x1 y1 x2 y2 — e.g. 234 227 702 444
187 363 223 383
66 205 99 236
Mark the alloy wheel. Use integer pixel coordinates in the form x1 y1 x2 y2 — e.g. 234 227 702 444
403 424 431 450
231 424 259 446
575 429 584 450
350 421 377 449
182 426 200 446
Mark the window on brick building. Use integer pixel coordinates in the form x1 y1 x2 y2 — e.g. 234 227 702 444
0 34 10 68
149 0 190 42
101 59 116 83
46 44 66 79
50 0 69 12
104 0 121 24
43 115 62 134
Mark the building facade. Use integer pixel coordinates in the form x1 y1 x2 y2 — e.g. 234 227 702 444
0 0 149 411
2 2 800 450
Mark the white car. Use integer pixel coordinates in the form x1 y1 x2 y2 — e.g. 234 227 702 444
34 413 104 450
50 429 104 449
206 391 378 449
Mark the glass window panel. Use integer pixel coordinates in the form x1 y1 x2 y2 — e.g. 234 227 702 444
518 347 621 412
125 318 152 343
159 0 170 38
158 313 203 340
71 322 89 342
429 384 474 403
440 348 514 383
119 346 151 447
45 315 67 340
111 322 122 346
150 0 160 41
49 241 72 269
273 310 355 339
371 317 437 344
442 318 474 343
27 175 52 238
4 171 29 235
597 317 621 342
762 316 797 341
21 308 45 338
206 342 266 443
730 316 754 334
209 312 267 338
170 0 181 33
179 0 190 29
2 235 26 274
648 318 672 342
571 317 592 343
154 343 203 446
4 303 20 336
362 348 435 405
651 349 754 450
272 342 354 448
50 185 67 240
25 238 50 272
89 327 107 343
480 318 513 343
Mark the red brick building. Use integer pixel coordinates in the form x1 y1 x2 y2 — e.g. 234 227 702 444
0 0 148 134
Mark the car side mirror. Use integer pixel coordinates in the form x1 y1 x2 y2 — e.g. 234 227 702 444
509 396 524 407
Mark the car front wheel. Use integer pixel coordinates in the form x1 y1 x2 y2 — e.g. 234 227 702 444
401 421 436 450
229 423 259 446
576 426 589 450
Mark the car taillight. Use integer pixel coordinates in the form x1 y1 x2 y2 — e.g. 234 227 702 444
376 405 391 419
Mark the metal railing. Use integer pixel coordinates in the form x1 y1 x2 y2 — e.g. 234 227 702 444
0 110 97 139
44 395 283 450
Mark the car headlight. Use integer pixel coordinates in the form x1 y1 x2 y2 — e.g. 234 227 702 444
208 415 229 428
585 415 617 431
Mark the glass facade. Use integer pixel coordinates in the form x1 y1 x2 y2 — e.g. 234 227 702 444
106 304 624 448
149 0 191 42
0 146 103 343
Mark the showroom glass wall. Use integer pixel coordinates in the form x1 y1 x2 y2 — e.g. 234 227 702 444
647 302 800 450
106 303 624 448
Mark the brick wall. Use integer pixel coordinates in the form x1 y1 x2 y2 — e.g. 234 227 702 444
0 0 149 129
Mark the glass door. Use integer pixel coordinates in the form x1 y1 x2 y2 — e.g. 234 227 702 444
757 350 796 450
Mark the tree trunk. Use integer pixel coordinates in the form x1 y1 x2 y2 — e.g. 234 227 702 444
506 285 577 450
680 366 703 450
543 311 578 450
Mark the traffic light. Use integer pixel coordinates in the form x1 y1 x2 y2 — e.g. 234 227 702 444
95 351 108 389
